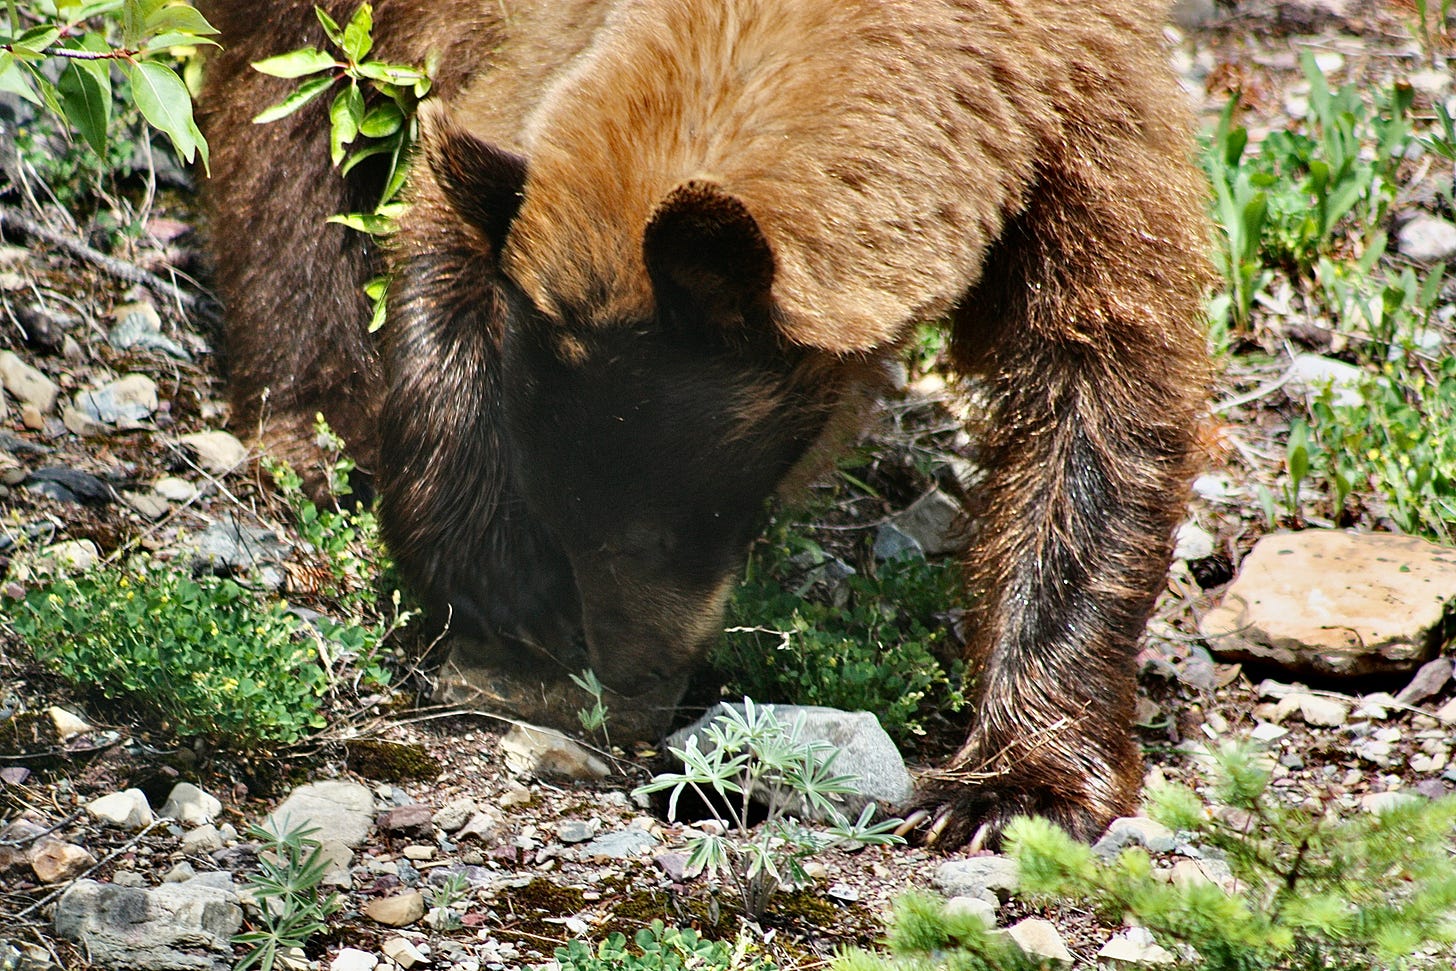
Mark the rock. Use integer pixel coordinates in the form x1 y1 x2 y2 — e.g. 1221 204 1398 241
1362 791 1419 814
20 539 101 579
109 302 193 361
54 879 242 971
401 844 435 861
432 797 476 833
500 723 611 781
888 487 962 556
122 490 171 520
381 937 427 969
264 780 376 849
48 706 93 740
155 476 199 502
934 856 1019 901
24 467 113 505
378 803 434 835
654 852 688 881
1008 917 1072 968
182 825 224 855
942 895 997 930
364 891 425 927
74 374 159 424
666 703 912 821
1201 531 1456 678
1397 214 1456 263
29 841 96 883
0 350 60 413
162 783 222 827
331 947 378 971
188 515 293 577
178 430 248 476
316 839 355 888
1098 927 1176 966
1250 721 1289 743
1169 0 1218 28
578 828 659 861
1274 692 1349 728
1093 816 1177 857
62 405 110 438
164 862 197 883
86 789 154 830
1173 522 1215 561
1436 697 1456 726
1283 354 1364 408
1394 658 1453 707
456 808 503 842
872 522 925 561
555 819 599 844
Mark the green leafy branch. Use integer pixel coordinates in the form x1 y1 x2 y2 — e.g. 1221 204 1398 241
0 0 217 166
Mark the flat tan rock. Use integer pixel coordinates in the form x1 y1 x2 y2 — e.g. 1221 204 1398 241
1201 531 1456 677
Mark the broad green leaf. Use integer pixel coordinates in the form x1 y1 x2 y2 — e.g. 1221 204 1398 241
359 100 402 138
251 47 337 79
0 53 41 105
57 59 111 155
142 31 222 52
342 3 373 62
339 138 393 176
143 2 218 36
252 74 334 123
14 25 62 52
353 61 426 85
127 59 197 162
328 83 363 164
326 211 396 235
315 6 343 45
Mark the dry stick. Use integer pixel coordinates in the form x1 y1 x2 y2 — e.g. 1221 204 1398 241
0 205 201 313
14 818 169 921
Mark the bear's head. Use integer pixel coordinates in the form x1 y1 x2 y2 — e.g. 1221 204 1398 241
418 122 843 698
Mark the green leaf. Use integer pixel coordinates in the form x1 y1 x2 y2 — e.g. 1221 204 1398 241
358 100 402 138
141 31 222 53
315 5 345 45
57 59 111 156
342 2 373 62
326 211 396 235
252 74 334 124
143 2 218 36
328 83 363 164
126 59 198 161
0 53 41 105
13 25 62 52
251 47 338 79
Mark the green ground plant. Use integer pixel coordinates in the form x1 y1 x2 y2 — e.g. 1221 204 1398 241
713 525 965 744
831 892 1041 971
550 922 775 971
233 823 343 971
6 561 332 744
633 699 904 920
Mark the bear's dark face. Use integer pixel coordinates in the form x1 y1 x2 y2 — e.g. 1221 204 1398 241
500 296 824 697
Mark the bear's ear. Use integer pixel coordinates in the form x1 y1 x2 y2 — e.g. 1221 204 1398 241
425 113 528 256
643 180 775 327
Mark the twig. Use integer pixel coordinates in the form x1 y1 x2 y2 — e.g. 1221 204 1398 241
0 205 201 312
15 818 168 920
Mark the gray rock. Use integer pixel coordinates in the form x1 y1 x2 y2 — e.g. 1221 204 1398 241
154 476 199 503
1008 917 1072 968
87 789 154 830
1201 531 1456 678
74 374 158 424
0 350 59 413
263 780 375 849
330 948 378 971
178 430 248 476
432 797 477 833
665 702 912 821
934 856 1019 901
1397 214 1456 263
316 839 355 888
1394 658 1453 707
122 490 171 520
108 302 192 361
7 539 100 583
1169 0 1218 28
181 825 224 856
188 515 293 577
499 723 611 781
54 879 242 971
163 862 197 883
942 895 997 929
1093 816 1177 857
1098 927 1176 966
162 783 222 827
1273 692 1349 728
1284 354 1364 408
555 819 599 844
578 828 659 861
888 487 962 556
62 405 109 438
872 523 925 562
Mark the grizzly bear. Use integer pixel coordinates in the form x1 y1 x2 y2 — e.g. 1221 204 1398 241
200 0 1211 847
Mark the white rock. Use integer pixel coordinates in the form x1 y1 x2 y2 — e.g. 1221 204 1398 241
154 476 199 502
331 947 378 971
934 856 1019 900
1098 927 1176 965
1361 791 1419 814
381 936 426 968
74 373 158 424
161 782 222 827
178 430 249 476
1008 917 1072 968
942 895 997 929
264 780 376 849
1094 816 1177 856
500 724 611 781
1250 722 1289 743
48 706 93 740
1397 214 1456 264
1173 522 1215 561
0 350 60 413
1284 354 1364 408
1274 692 1349 728
888 487 963 556
182 824 224 855
86 789 154 830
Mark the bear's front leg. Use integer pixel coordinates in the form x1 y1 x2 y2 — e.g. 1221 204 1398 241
908 163 1210 849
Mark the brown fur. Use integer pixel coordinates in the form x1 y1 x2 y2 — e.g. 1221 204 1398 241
200 0 1211 846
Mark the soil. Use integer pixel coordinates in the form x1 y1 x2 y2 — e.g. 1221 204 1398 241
2 2 1456 969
